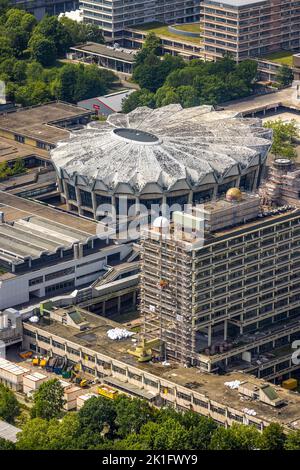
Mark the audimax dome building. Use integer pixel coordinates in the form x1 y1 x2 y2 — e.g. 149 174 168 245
51 104 273 220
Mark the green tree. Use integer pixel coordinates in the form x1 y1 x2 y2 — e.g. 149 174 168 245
122 89 155 113
78 396 117 436
155 85 180 107
9 27 29 57
31 379 65 420
26 61 44 82
285 430 300 450
0 384 20 423
236 59 258 85
210 424 261 450
177 85 200 108
34 15 71 56
276 64 294 87
179 412 217 450
0 437 15 450
132 418 190 450
133 53 164 92
135 32 161 66
264 118 298 159
260 423 286 450
20 13 37 33
59 17 104 45
115 396 155 438
0 36 14 59
15 81 52 106
5 8 24 29
12 158 25 175
16 417 49 450
29 34 57 66
47 414 81 450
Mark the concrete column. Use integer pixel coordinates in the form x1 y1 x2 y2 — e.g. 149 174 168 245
102 301 106 316
92 191 97 219
224 320 228 341
208 325 212 347
188 190 193 205
212 184 218 200
62 180 71 210
117 296 121 313
75 186 82 215
253 167 260 190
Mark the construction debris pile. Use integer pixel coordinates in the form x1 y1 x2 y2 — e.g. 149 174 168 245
107 328 135 340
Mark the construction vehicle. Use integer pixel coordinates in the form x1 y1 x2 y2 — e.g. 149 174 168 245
127 338 163 363
53 357 67 375
46 357 57 373
32 356 40 366
98 384 119 400
19 350 33 360
62 364 73 379
39 358 48 368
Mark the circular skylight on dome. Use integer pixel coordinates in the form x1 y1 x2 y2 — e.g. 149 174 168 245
113 128 160 145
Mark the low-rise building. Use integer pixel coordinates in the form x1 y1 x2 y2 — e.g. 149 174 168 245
78 89 135 116
21 304 300 431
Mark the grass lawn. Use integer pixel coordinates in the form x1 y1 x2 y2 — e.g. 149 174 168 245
0 267 8 275
262 51 294 66
132 22 201 45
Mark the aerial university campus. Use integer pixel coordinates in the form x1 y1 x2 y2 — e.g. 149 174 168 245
2 0 300 457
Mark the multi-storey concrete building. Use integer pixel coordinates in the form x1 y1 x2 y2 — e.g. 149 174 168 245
140 190 300 383
10 0 78 20
201 0 300 62
80 0 200 40
0 192 132 310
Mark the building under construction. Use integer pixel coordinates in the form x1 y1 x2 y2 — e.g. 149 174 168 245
260 158 300 207
140 189 300 383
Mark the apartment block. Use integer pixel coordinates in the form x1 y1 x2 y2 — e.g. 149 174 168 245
201 0 300 61
140 191 300 383
80 0 200 40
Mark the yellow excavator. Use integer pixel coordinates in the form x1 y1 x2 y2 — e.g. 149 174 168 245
127 338 162 363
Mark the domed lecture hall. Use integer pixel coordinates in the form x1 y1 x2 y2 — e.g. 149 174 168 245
51 104 273 220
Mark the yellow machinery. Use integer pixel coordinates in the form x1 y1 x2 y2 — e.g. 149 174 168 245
282 378 298 390
39 358 48 368
19 351 33 359
98 385 119 400
127 338 161 363
32 357 40 366
32 356 48 367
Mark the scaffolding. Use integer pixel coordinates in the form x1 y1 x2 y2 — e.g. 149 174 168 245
140 229 194 366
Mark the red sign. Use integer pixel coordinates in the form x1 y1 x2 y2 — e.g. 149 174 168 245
93 104 100 110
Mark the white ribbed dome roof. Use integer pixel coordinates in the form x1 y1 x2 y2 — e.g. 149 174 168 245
51 104 272 195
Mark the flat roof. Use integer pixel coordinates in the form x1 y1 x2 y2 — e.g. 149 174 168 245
0 137 49 164
0 357 28 375
0 420 21 443
25 309 300 428
0 102 92 145
0 192 99 235
223 87 300 115
71 42 137 63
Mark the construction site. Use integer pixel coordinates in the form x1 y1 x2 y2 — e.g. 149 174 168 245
140 188 300 383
